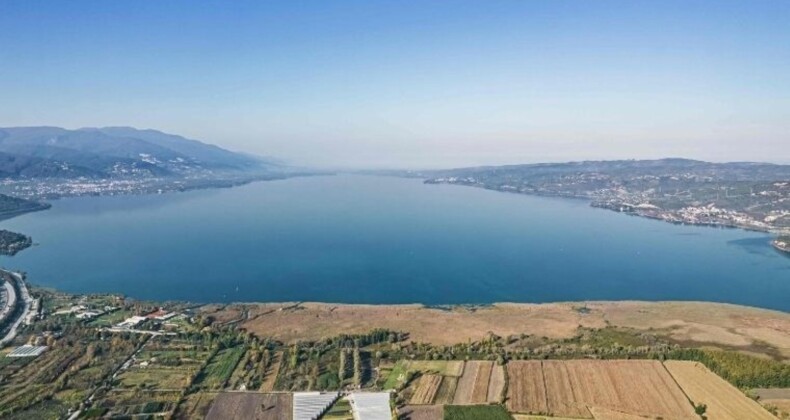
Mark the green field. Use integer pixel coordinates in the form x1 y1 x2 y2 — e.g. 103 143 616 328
443 404 513 420
382 361 408 389
194 346 246 390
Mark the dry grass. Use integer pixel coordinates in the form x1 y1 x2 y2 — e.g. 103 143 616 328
507 360 697 419
410 374 443 405
235 301 790 359
205 392 291 420
470 361 493 404
665 361 777 420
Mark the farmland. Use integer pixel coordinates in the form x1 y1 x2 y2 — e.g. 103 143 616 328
205 392 292 420
410 374 443 405
443 404 513 420
665 361 777 420
507 360 698 419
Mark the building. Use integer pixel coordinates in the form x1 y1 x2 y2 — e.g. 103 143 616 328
348 392 392 420
6 345 48 358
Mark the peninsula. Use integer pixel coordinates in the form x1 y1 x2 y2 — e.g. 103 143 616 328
774 235 790 254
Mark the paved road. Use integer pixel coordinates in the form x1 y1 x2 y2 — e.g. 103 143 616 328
0 271 32 347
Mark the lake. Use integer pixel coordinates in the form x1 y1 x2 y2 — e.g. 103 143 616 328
1 175 788 310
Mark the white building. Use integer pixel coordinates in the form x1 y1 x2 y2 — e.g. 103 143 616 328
348 392 392 420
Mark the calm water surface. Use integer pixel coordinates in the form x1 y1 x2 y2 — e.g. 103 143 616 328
1 175 788 310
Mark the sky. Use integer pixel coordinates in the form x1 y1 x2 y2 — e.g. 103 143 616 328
1 1 789 169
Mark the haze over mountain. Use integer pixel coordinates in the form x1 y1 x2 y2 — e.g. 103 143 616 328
0 127 272 179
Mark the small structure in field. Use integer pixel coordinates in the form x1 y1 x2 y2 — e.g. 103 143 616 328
293 391 339 420
6 345 48 358
116 315 147 329
349 392 391 420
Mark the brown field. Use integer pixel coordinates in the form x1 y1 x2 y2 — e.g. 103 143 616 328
433 376 458 405
259 351 282 392
486 364 505 403
236 301 790 359
205 392 292 420
453 361 484 405
410 374 443 405
398 405 443 420
507 360 697 419
506 361 547 414
469 361 493 404
542 360 591 418
664 361 777 420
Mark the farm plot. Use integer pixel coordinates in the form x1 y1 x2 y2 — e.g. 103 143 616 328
507 360 697 419
406 360 464 377
487 364 505 403
398 405 443 420
194 346 246 390
205 392 292 420
433 376 458 405
259 351 282 391
411 374 443 405
470 361 492 403
506 361 547 414
664 361 777 420
452 361 492 405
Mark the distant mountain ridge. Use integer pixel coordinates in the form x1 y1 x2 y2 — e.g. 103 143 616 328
0 126 269 179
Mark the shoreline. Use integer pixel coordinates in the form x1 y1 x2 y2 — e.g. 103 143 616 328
424 178 790 238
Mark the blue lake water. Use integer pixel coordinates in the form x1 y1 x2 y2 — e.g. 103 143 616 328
1 175 788 310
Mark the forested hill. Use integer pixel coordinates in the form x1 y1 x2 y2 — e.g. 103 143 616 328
0 126 274 179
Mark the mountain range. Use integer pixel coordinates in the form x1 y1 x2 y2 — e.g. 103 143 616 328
0 126 273 179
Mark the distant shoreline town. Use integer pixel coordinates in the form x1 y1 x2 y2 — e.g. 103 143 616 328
418 159 790 248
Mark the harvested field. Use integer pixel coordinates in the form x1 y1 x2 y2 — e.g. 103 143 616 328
507 361 547 414
469 361 493 404
665 361 777 420
486 364 505 403
411 375 443 405
433 376 458 405
542 360 591 418
452 361 483 405
507 360 697 419
398 404 443 420
205 392 291 420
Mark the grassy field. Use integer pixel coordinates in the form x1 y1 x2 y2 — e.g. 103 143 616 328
382 360 409 389
86 309 132 327
443 404 513 420
194 346 246 390
406 360 464 376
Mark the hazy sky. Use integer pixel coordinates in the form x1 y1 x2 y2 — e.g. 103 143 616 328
1 1 789 168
